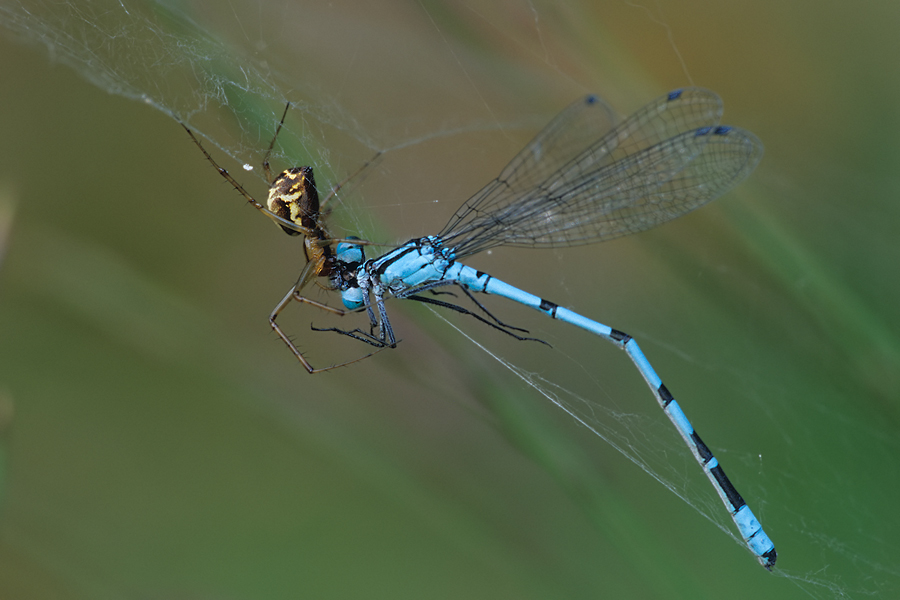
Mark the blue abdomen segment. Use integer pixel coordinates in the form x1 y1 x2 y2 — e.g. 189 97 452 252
456 264 776 568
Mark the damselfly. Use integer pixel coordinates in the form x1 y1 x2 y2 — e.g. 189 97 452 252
184 88 776 568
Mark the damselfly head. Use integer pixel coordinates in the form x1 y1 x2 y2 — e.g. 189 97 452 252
332 237 366 307
335 237 365 265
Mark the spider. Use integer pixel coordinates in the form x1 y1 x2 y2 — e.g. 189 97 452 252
180 104 382 372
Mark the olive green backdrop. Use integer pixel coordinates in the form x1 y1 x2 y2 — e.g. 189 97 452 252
0 1 897 598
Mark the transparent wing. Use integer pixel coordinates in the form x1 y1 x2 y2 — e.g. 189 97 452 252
438 89 758 258
490 93 618 197
510 125 763 247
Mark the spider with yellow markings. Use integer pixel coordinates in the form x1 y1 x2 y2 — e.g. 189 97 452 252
180 104 382 372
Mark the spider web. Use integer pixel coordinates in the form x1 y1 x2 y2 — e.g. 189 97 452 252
0 1 383 212
1 1 897 599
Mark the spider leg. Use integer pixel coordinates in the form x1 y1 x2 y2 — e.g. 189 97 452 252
262 102 291 183
268 260 384 373
319 150 384 211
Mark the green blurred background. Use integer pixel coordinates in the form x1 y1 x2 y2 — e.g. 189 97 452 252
0 0 898 598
